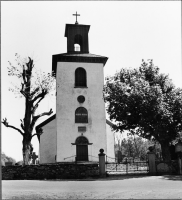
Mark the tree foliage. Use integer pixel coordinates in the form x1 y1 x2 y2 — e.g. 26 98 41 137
115 136 162 161
1 152 16 166
2 54 55 165
104 60 182 161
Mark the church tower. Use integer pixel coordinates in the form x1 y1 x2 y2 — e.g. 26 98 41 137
36 13 115 163
53 13 108 162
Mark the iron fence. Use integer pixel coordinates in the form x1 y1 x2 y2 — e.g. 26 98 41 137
63 155 77 163
88 155 99 162
106 155 149 175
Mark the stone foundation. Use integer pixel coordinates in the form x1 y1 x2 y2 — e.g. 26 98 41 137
2 163 99 180
156 160 178 175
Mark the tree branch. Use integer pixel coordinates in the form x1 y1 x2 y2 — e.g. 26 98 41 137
30 87 39 98
34 109 53 119
27 57 34 71
20 119 25 131
31 89 48 115
31 133 39 138
30 109 53 132
22 65 27 84
32 89 48 103
32 96 44 116
31 127 43 138
2 118 24 136
20 83 27 97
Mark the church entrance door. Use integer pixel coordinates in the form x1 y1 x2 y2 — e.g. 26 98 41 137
75 136 89 161
76 145 88 161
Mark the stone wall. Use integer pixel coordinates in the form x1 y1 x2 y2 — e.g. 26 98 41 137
156 160 178 175
2 163 99 180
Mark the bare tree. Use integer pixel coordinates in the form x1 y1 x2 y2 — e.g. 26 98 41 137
2 54 55 165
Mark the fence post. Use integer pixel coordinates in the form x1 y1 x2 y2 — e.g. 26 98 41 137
98 149 106 177
178 156 182 175
75 156 77 164
148 152 156 175
175 141 182 175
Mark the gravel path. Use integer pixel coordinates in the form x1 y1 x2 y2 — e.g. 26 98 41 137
2 175 182 199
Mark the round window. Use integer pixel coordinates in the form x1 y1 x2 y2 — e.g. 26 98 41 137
77 95 85 103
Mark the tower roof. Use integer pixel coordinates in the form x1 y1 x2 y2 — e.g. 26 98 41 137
65 24 90 37
52 53 108 75
52 18 108 75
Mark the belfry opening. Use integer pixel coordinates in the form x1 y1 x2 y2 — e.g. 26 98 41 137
74 34 82 51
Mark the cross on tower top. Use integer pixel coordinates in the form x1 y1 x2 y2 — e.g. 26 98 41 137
73 12 80 25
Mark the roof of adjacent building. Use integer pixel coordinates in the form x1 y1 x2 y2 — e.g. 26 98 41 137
56 53 107 58
35 114 114 142
36 114 114 130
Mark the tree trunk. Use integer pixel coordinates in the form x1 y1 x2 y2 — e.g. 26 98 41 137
160 141 171 162
23 148 30 165
22 137 31 165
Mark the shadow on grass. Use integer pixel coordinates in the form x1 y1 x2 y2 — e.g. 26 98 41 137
41 173 153 182
160 175 182 181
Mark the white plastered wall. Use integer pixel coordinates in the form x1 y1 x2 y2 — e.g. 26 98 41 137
40 118 56 164
56 62 107 162
106 123 116 162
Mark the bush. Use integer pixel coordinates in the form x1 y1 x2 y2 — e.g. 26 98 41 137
1 152 16 165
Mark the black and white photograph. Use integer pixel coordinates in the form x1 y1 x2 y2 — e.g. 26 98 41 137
1 1 182 199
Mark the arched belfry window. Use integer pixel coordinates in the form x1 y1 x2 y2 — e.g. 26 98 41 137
74 44 80 51
75 107 88 123
74 34 82 52
75 67 87 87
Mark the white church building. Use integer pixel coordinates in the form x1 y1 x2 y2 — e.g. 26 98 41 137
36 15 115 164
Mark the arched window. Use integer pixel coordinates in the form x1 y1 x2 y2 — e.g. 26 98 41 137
75 107 88 123
75 136 89 145
74 44 80 51
74 34 82 51
75 67 87 87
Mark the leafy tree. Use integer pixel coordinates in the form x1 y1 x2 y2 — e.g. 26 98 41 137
1 152 16 166
122 137 135 158
2 54 55 165
104 60 182 161
115 136 155 161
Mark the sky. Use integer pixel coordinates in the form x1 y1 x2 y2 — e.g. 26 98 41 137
1 1 181 162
